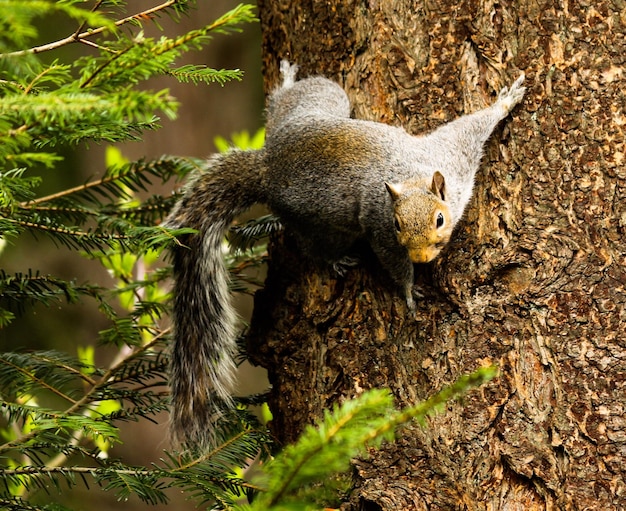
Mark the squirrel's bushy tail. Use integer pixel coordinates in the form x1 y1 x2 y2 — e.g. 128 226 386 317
166 149 265 448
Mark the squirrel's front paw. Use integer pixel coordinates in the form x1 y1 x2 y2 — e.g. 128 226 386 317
405 294 416 313
401 283 422 313
412 284 425 300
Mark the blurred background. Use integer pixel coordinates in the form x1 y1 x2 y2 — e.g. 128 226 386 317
0 1 265 509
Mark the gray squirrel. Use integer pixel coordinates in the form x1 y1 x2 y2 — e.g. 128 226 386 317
165 61 526 447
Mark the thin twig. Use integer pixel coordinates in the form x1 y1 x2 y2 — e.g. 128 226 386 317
79 43 135 89
21 173 129 207
0 358 77 406
5 217 129 241
0 79 26 91
78 38 118 53
18 205 95 214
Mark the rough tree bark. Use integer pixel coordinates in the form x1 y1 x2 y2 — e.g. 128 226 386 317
248 1 626 509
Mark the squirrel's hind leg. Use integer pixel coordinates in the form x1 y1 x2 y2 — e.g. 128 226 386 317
497 73 526 114
285 222 360 274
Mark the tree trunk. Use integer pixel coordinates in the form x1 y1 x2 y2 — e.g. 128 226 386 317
249 1 626 509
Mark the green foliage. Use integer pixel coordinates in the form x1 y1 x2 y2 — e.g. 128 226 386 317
0 0 257 319
239 367 498 510
214 127 266 152
0 1 267 509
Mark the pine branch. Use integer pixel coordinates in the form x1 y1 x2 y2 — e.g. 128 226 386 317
250 367 499 509
22 63 72 95
75 4 257 91
261 390 395 507
1 90 177 130
3 442 102 466
22 156 200 207
159 420 269 507
0 405 268 507
166 65 244 85
2 157 199 253
0 335 168 450
0 342 169 504
5 215 188 254
0 496 50 511
0 0 181 58
0 2 263 508
78 43 136 89
0 168 41 206
0 270 103 314
5 217 129 251
0 353 88 405
110 195 180 225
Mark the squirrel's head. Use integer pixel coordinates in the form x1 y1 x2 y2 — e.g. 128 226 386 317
385 171 453 263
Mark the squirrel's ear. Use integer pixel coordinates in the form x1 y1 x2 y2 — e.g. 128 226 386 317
385 182 403 200
431 171 446 201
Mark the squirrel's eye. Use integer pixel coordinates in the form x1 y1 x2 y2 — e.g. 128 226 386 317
394 217 401 232
436 212 444 229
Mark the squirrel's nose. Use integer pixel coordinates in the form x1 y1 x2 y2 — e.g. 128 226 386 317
408 246 440 264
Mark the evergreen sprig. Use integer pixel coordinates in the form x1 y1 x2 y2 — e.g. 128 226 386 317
228 214 283 253
0 341 270 508
1 155 201 254
1 2 265 509
241 367 499 510
0 270 101 325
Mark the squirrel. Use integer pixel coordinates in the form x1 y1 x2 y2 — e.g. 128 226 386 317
165 61 526 447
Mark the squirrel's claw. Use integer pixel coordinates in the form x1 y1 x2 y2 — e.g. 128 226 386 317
332 255 360 276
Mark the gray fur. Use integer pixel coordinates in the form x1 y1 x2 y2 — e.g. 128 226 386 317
167 62 525 447
166 150 265 447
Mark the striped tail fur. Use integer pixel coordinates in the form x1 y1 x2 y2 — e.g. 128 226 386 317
165 149 265 448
